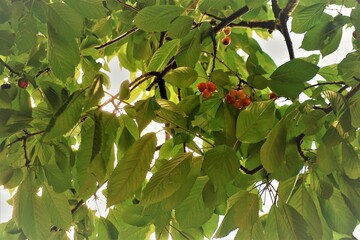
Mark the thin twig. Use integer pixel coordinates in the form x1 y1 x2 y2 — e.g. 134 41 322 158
213 6 250 33
0 58 21 76
239 164 264 174
296 133 309 161
6 131 44 147
304 81 346 90
115 0 139 12
95 27 138 50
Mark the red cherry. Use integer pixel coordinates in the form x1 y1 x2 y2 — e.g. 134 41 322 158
18 79 29 89
228 89 237 97
225 94 236 104
269 92 278 99
223 26 231 35
197 82 207 92
242 97 252 106
221 36 231 46
233 100 243 109
207 82 217 92
236 89 246 100
202 89 212 99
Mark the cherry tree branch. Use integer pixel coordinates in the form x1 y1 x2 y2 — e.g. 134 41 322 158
304 81 347 89
296 133 310 162
0 58 21 76
213 6 250 33
95 27 138 50
115 0 139 12
240 164 264 175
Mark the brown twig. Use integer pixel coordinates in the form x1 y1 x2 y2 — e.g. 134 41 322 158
239 164 264 174
296 133 309 161
304 81 347 90
229 20 277 30
0 58 21 76
213 6 250 33
6 130 44 147
95 27 138 50
115 0 139 12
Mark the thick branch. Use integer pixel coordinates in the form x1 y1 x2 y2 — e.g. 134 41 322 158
115 0 139 12
240 164 264 175
213 6 250 33
95 27 138 49
296 133 309 162
0 58 21 76
229 20 277 30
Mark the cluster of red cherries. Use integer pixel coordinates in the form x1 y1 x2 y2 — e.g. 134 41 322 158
197 82 217 99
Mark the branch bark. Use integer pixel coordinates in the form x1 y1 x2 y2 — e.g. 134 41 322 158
95 27 138 50
0 58 21 76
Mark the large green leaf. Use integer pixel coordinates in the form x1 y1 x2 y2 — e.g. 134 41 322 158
342 141 360 179
236 100 276 143
44 90 85 139
269 59 319 99
319 189 357 234
147 39 180 72
175 176 213 228
232 190 259 230
107 133 157 206
141 153 192 206
292 3 326 33
163 67 198 88
16 14 37 53
175 29 201 67
63 0 106 19
48 2 84 37
134 5 184 32
316 143 340 174
42 185 72 230
167 16 194 39
260 117 303 181
349 94 360 128
48 26 80 80
203 145 240 190
13 178 51 240
134 97 160 133
289 186 323 239
274 204 312 240
338 52 360 80
0 30 15 55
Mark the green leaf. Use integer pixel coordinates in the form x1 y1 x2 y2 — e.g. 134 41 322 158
48 2 84 37
274 204 312 240
232 190 259 230
236 100 276 143
175 29 201 67
349 94 360 128
324 90 352 132
147 40 180 72
48 26 80 80
63 0 106 19
163 67 198 88
235 220 265 240
316 143 340 174
175 176 213 228
167 16 194 39
98 217 119 240
13 178 51 240
141 153 192 206
245 0 267 9
84 74 105 110
134 5 184 32
319 189 357 234
289 186 323 240
16 14 37 53
44 90 85 139
134 97 160 133
107 133 157 206
119 80 130 101
342 141 360 179
42 185 72 230
292 3 326 33
0 30 15 55
269 59 319 99
203 145 240 190
44 164 72 193
260 117 303 181
210 69 231 87
338 52 360 81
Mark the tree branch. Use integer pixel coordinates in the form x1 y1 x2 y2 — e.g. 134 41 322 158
95 27 138 50
115 0 139 12
213 6 250 33
0 58 21 76
304 81 347 90
296 133 309 162
240 164 264 175
229 20 277 30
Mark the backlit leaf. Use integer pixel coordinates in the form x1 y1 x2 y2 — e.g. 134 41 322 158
163 67 198 88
